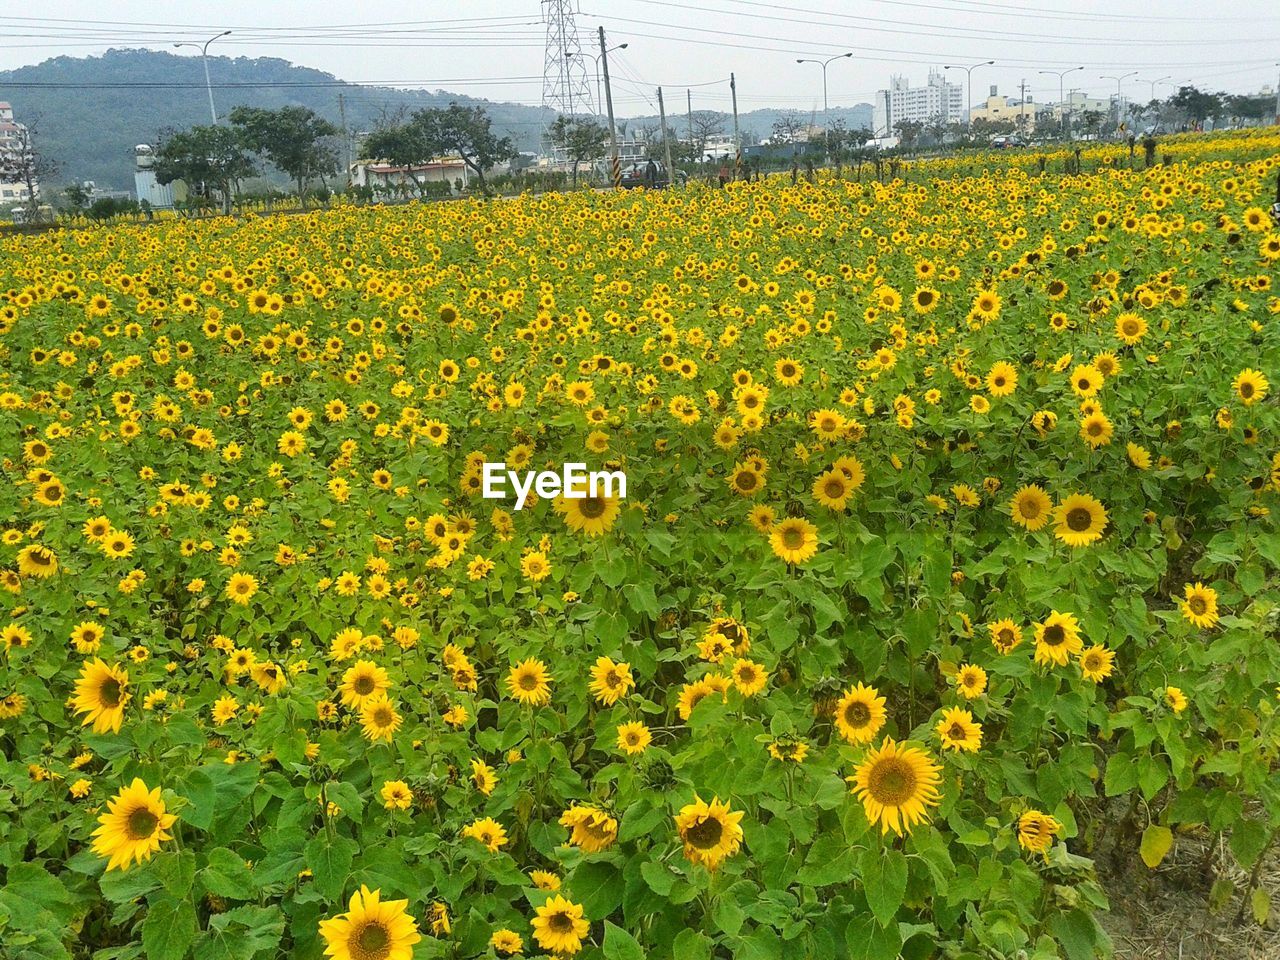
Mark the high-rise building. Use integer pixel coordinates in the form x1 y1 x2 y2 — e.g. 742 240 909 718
0 102 40 206
873 71 964 135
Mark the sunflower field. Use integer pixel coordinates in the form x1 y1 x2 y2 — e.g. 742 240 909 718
2 127 1280 960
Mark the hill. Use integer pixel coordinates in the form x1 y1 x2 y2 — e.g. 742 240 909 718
0 48 871 191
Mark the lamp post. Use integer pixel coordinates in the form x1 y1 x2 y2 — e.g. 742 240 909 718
944 60 995 136
1039 66 1083 140
796 52 852 158
574 44 628 122
1100 71 1138 133
173 30 232 124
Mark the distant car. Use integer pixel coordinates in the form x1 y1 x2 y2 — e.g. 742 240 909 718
990 135 1027 149
618 160 684 189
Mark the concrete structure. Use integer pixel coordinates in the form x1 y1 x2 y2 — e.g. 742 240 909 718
873 71 964 135
349 157 471 194
969 86 1037 131
134 144 176 210
0 102 39 205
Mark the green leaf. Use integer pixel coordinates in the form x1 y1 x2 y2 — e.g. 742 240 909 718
570 859 623 920
602 920 645 960
861 848 907 928
1252 888 1271 926
142 896 198 960
1139 825 1173 869
194 905 286 960
796 834 856 886
180 770 217 832
672 928 713 960
845 914 903 960
640 860 676 896
202 848 257 899
305 834 356 901
1049 907 1109 960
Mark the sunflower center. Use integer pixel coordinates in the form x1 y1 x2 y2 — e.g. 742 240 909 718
1240 382 1255 398
373 707 393 726
1017 498 1041 519
1065 508 1093 532
947 724 965 740
580 497 606 519
127 807 159 840
736 472 757 491
1043 625 1065 646
1189 597 1207 615
844 701 871 727
519 673 539 691
353 676 375 695
685 816 724 850
100 678 122 708
824 479 845 499
353 920 391 960
782 527 804 549
548 911 574 933
867 756 918 806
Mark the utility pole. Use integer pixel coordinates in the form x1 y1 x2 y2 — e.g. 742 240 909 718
1275 62 1280 125
1101 72 1138 133
598 26 620 188
338 93 352 183
687 89 695 168
730 73 741 181
657 86 674 183
173 30 232 124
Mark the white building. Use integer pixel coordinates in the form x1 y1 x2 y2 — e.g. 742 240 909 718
873 71 964 135
0 102 40 205
349 157 471 194
134 144 175 210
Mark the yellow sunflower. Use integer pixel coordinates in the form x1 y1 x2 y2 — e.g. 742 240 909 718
73 659 130 734
91 778 177 871
674 794 745 871
530 896 590 956
1053 493 1107 547
834 682 887 745
318 885 421 960
1034 611 1083 666
935 707 982 752
507 658 552 706
847 738 943 837
1009 485 1052 531
1180 582 1219 629
769 517 819 565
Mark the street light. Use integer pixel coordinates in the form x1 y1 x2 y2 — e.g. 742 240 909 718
173 30 232 124
1143 75 1172 103
1039 66 1083 140
943 60 995 135
795 52 853 157
572 44 628 122
1100 71 1139 133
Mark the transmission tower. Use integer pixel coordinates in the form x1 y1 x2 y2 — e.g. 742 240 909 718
541 0 593 145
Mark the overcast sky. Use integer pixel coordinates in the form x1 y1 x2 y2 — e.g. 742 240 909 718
1 0 1277 117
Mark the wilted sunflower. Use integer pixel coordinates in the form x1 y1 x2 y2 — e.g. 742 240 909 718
559 803 618 852
847 738 943 837
834 682 887 745
73 659 130 734
769 517 819 565
91 778 177 871
674 794 745 871
318 885 421 960
1180 582 1220 629
1053 493 1107 547
530 896 590 955
1034 611 1083 666
936 707 982 752
507 658 552 706
1017 810 1062 856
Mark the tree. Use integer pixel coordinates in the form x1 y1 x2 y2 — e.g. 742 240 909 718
892 119 924 152
63 182 90 214
1079 110 1105 139
361 120 434 197
923 113 950 147
153 124 256 215
229 105 339 207
686 111 725 164
1169 86 1222 126
770 110 807 144
0 117 58 221
548 115 608 188
416 104 516 198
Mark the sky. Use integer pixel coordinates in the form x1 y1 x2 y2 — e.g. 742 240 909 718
1 0 1277 119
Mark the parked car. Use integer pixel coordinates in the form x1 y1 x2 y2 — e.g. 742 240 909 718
618 160 685 189
989 135 1027 149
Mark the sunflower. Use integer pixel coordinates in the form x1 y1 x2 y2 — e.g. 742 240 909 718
812 468 854 511
462 817 509 853
490 930 524 956
1115 311 1148 345
847 738 943 837
339 659 390 710
774 357 804 386
1180 582 1220 629
674 794 745 871
1053 493 1107 547
558 494 620 536
91 778 177 871
731 658 769 697
1008 485 1053 531
986 361 1018 397
1078 644 1116 682
1034 611 1083 666
1068 364 1103 398
559 803 618 853
616 720 652 755
955 664 987 698
319 886 421 960
381 780 413 811
588 656 634 705
225 572 259 605
507 658 552 706
16 544 58 578
1233 369 1269 406
727 462 764 497
359 695 402 742
1078 412 1113 448
834 682 887 745
1017 810 1062 856
988 619 1023 654
935 706 982 752
1164 686 1189 713
531 896 589 955
73 659 130 734
769 517 819 565
470 758 498 795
